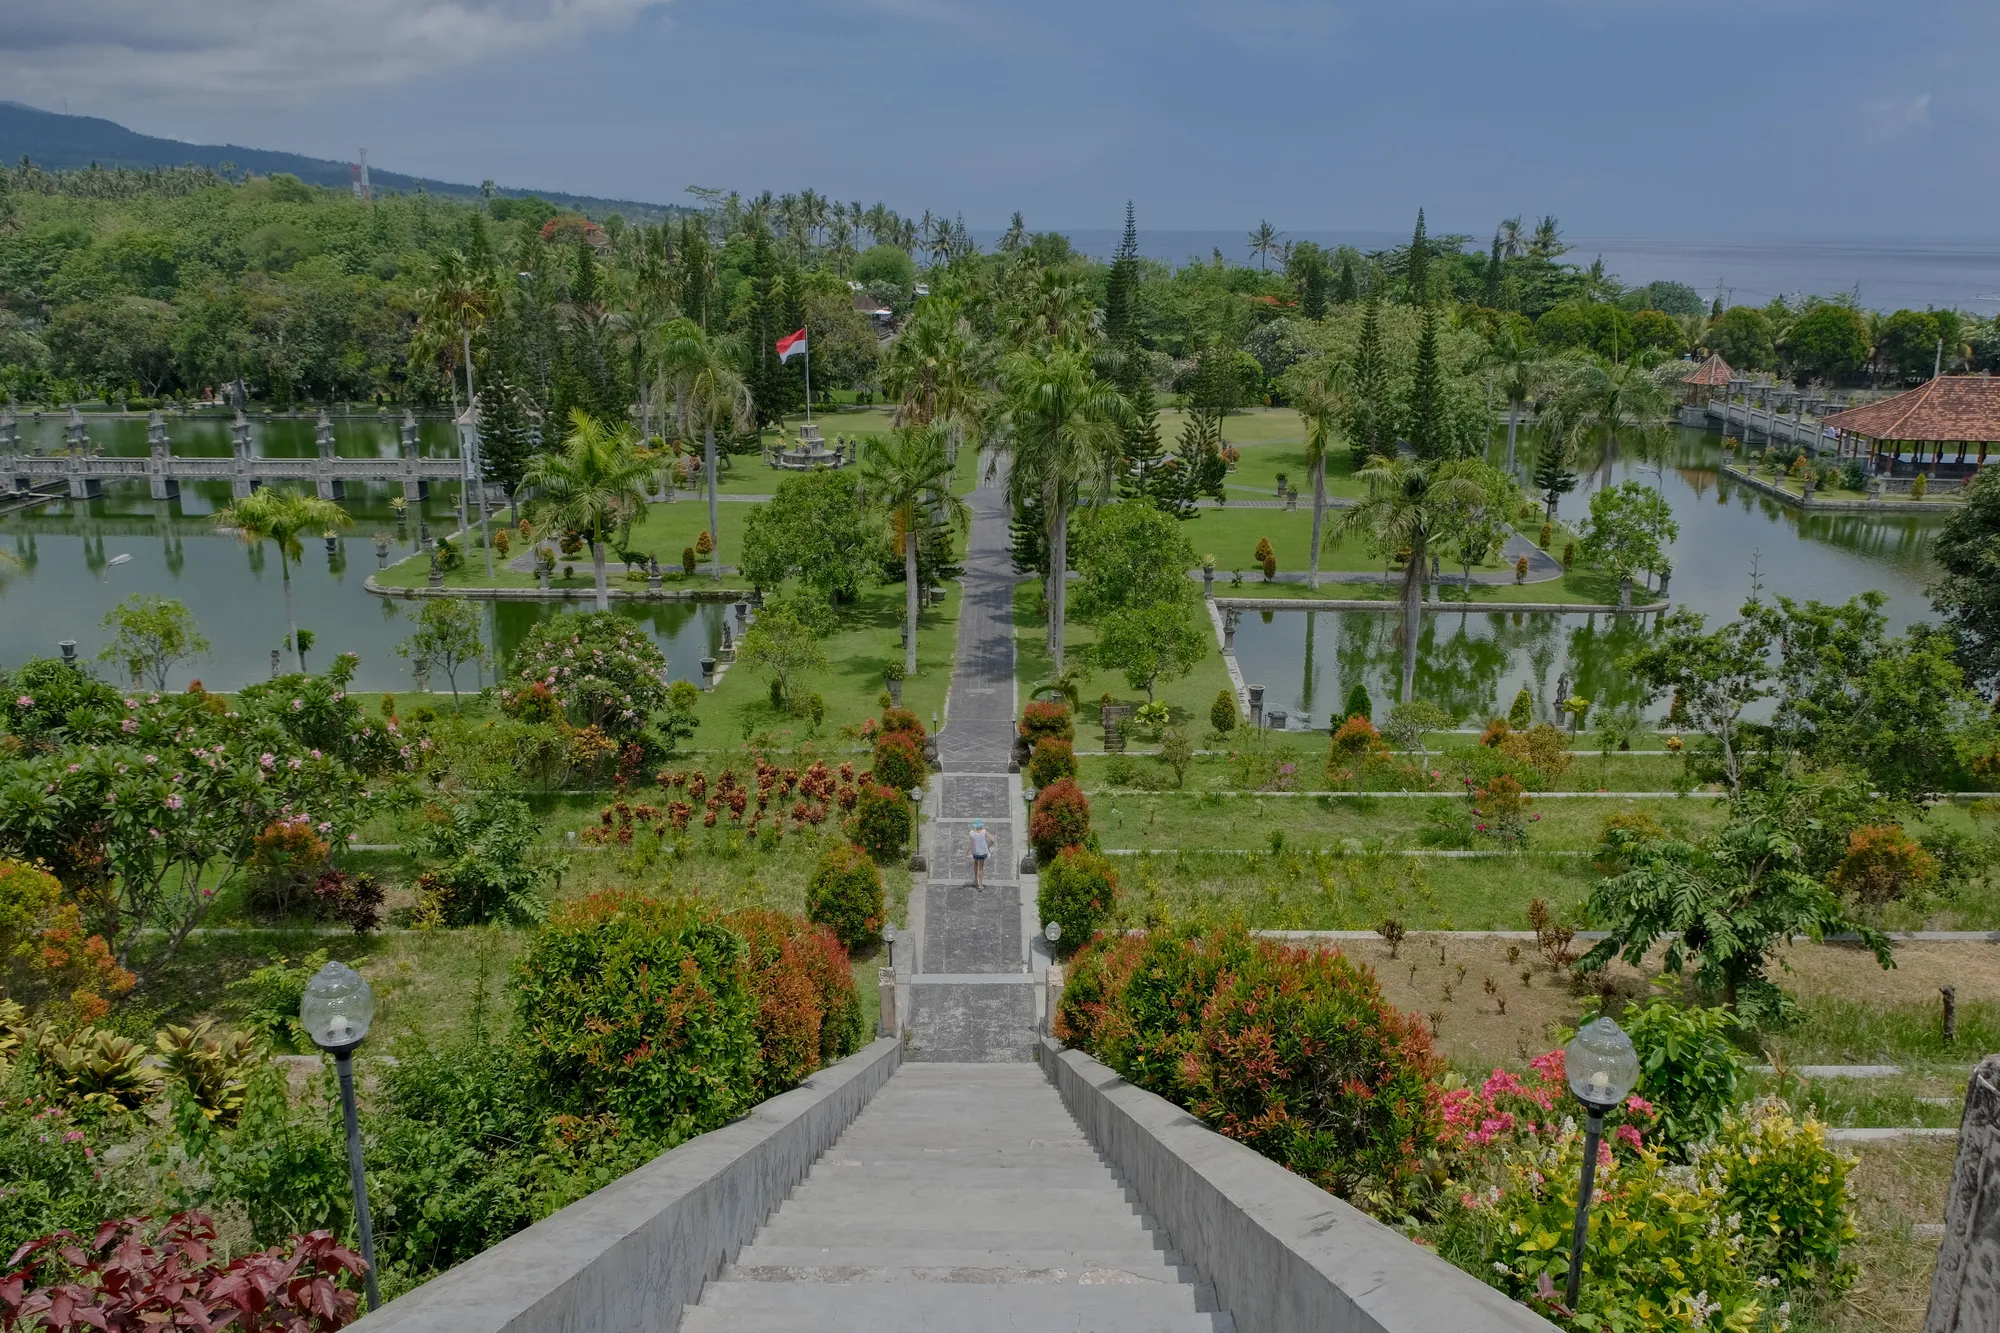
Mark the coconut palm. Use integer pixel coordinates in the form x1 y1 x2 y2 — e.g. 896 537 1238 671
998 349 1127 672
521 411 656 611
214 489 353 672
882 298 987 463
657 318 752 581
1483 324 1568 477
1291 363 1351 591
863 423 971 677
1334 457 1483 701
414 249 496 577
1248 220 1283 271
1555 356 1678 488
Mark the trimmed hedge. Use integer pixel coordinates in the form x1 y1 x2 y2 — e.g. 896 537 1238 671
1020 700 1073 745
1037 846 1117 957
848 783 913 861
806 841 885 949
1027 737 1076 789
1028 778 1091 862
871 730 927 795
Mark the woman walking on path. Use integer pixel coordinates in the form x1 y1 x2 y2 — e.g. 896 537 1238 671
968 820 991 889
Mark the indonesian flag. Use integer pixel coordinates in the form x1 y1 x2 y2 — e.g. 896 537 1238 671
776 328 808 362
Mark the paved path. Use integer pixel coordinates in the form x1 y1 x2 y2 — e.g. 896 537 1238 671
905 453 1038 1062
678 1065 1233 1331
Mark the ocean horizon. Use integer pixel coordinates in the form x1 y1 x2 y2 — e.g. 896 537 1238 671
970 228 2000 315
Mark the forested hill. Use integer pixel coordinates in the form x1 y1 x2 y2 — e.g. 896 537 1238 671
0 102 677 221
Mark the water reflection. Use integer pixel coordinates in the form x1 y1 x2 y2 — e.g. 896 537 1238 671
1234 431 1946 725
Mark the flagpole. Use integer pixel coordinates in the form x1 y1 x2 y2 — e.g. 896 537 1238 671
803 331 812 425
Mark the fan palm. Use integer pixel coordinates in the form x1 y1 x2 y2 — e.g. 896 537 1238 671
1291 364 1351 591
521 411 657 610
863 423 971 677
1334 458 1483 701
214 489 353 672
998 349 1127 672
657 319 752 580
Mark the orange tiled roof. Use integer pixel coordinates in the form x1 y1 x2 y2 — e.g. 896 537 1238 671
1824 376 2000 443
1681 352 1733 387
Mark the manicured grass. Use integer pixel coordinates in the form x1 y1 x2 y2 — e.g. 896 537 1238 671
1013 579 1235 724
1808 1136 1955 1333
1077 746 1698 793
691 578 962 751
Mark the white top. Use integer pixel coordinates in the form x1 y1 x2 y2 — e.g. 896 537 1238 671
970 830 991 856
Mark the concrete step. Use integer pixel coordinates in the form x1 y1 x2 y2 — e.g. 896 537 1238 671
781 1182 1148 1212
681 1282 1234 1332
720 1258 1194 1286
751 1220 1163 1253
800 1163 1122 1188
734 1245 1184 1271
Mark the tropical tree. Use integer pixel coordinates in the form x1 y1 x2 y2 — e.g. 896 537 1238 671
1334 458 1482 701
521 410 656 611
414 249 496 577
214 489 352 672
998 349 1127 672
1247 220 1282 271
397 597 487 709
1289 363 1349 590
862 423 970 677
882 297 985 460
1483 322 1561 475
657 318 752 580
97 595 208 690
1554 357 1677 487
1581 480 1679 599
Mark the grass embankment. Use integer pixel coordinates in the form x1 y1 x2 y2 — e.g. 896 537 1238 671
1077 744 1697 791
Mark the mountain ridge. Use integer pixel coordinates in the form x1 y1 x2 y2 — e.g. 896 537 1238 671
0 101 681 221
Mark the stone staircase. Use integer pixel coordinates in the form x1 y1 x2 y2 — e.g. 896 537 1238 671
678 1064 1232 1332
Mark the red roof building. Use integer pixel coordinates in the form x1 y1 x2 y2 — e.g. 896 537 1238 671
1824 376 2000 475
1678 352 1733 403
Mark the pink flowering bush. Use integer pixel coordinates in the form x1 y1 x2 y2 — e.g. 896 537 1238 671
500 611 668 742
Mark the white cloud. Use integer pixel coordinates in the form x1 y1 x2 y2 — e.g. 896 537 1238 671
0 0 668 110
1860 92 1933 145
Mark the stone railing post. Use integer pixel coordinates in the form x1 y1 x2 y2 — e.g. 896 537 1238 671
1925 1054 2000 1332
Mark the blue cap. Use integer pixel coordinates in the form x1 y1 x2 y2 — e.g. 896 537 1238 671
972 819 984 829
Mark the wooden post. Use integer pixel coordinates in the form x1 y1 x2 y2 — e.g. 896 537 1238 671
1943 985 1958 1045
1924 1054 2000 1332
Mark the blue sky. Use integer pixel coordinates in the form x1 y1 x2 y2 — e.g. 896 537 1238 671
3 0 1995 239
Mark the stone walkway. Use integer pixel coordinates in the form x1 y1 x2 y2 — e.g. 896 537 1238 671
904 454 1039 1063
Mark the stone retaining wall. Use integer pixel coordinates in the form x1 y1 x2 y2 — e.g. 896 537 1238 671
349 1037 901 1333
1038 1039 1557 1333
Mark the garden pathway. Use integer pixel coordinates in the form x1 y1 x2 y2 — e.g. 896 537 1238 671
906 451 1039 1062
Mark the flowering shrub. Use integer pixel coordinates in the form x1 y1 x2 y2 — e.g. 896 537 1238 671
0 1076 133 1247
1019 700 1073 745
1057 924 1440 1206
1471 775 1533 847
499 611 669 742
871 731 926 794
0 859 132 1022
515 890 761 1140
1327 716 1388 792
1695 1100 1857 1293
1027 738 1076 789
879 708 926 742
1496 723 1573 783
805 842 884 949
847 784 912 862
1028 779 1091 862
247 819 331 917
727 908 864 1094
0 1213 367 1333
1037 846 1117 957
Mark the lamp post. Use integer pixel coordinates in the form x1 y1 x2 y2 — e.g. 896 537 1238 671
301 961 381 1312
1562 1016 1639 1309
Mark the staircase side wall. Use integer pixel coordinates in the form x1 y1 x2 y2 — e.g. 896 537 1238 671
1039 1039 1558 1333
350 1037 901 1333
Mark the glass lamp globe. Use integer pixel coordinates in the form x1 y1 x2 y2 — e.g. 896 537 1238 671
1565 1016 1639 1110
301 960 375 1051
883 924 898 944
1044 920 1062 944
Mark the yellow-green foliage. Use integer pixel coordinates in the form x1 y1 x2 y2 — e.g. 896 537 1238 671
1693 1099 1858 1294
36 1027 161 1113
156 1020 260 1128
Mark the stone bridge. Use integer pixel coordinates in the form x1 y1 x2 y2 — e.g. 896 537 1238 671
0 408 468 503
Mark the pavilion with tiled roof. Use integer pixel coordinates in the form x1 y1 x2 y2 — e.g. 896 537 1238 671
1824 376 2000 477
1678 352 1733 403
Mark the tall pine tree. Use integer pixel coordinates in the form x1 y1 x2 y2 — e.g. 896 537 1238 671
1348 292 1392 465
1405 208 1430 305
1103 202 1139 346
1333 252 1359 304
552 232 625 428
1483 233 1503 308
1405 304 1447 460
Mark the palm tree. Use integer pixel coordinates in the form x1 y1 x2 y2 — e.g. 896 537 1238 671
1248 221 1282 271
1483 324 1562 476
657 319 752 581
1333 458 1482 702
882 298 987 461
215 489 352 672
521 411 656 611
863 423 971 677
998 349 1127 672
415 250 495 577
1497 216 1526 260
1556 357 1677 489
1291 364 1350 591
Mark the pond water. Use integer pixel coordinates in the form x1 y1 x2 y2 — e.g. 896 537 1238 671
0 415 725 691
1230 430 1945 727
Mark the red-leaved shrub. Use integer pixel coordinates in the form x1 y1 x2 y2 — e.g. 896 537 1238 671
1020 700 1074 744
1028 778 1091 861
871 730 926 795
728 908 865 1094
1027 738 1076 789
0 1212 367 1333
847 784 912 861
1056 924 1441 1203
879 708 926 743
1037 846 1117 956
806 841 885 949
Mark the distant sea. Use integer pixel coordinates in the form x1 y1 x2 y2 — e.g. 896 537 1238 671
971 228 2000 314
